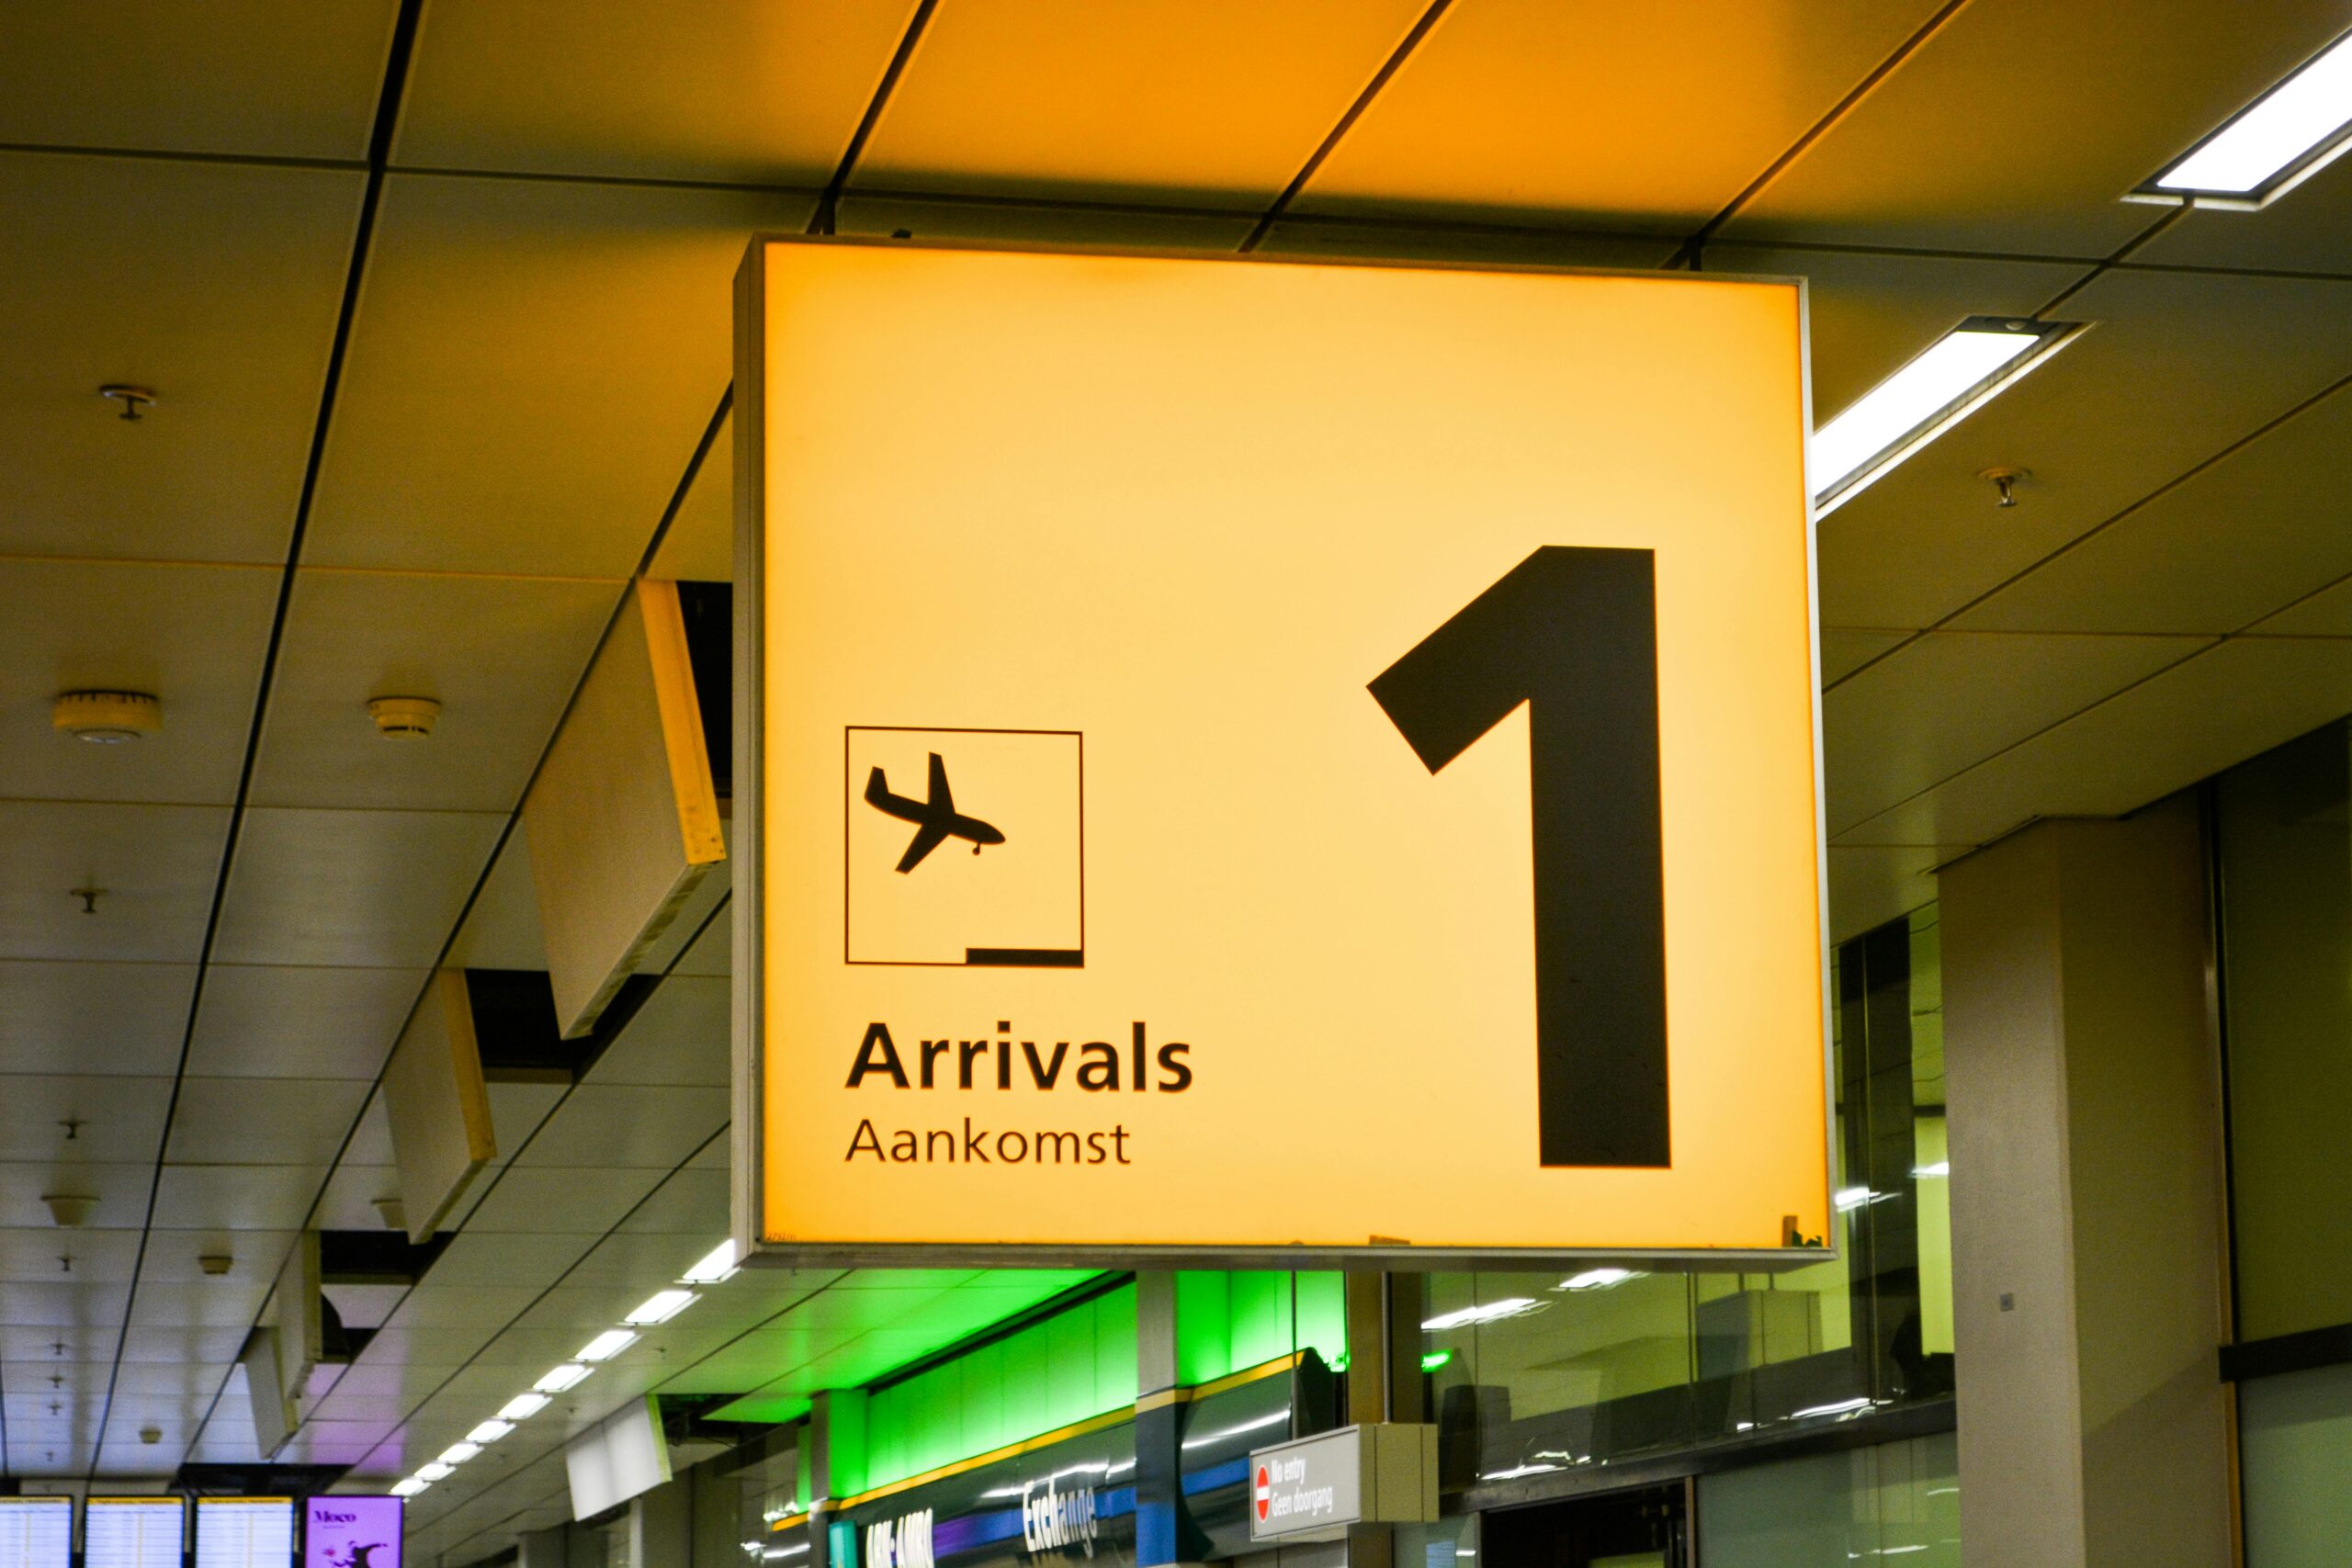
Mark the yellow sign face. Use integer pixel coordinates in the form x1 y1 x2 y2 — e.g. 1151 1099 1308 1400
735 238 1827 1260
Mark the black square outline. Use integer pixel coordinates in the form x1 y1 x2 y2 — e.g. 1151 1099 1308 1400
842 725 1085 968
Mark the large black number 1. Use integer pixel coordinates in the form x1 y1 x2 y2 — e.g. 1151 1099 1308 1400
1369 547 1668 1168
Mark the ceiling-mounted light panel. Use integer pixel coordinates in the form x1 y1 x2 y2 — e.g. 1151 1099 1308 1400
1810 316 2085 515
2134 28 2352 209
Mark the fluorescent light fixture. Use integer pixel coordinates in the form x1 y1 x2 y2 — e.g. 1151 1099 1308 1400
498 1393 551 1421
1421 1297 1540 1331
390 1480 429 1498
437 1442 481 1466
577 1329 639 1362
682 1239 740 1284
1559 1268 1637 1292
1912 1160 1951 1179
535 1362 592 1393
624 1289 698 1325
1791 1395 1876 1420
1811 316 2082 514
467 1420 514 1445
416 1463 454 1482
2141 29 2352 207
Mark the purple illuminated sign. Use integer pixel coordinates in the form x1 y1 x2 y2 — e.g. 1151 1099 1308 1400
304 1497 401 1568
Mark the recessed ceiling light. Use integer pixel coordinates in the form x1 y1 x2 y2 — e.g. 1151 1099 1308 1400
466 1420 514 1445
576 1329 638 1362
1810 317 2084 514
497 1393 550 1421
681 1240 739 1284
436 1443 481 1467
416 1463 453 1483
623 1290 697 1325
2137 29 2352 208
390 1480 429 1498
535 1362 592 1393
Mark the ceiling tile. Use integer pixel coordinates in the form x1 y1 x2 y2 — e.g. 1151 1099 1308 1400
583 977 728 1088
311 1163 404 1234
1704 243 2086 429
149 1165 326 1232
395 0 912 184
0 6 395 159
460 1166 668 1235
671 904 730 979
0 152 361 563
209 807 504 968
421 1231 594 1290
306 173 814 578
2251 581 2352 637
1954 386 2352 635
1724 0 2339 254
614 1168 727 1234
511 1086 727 1170
1820 628 1910 686
139 1228 298 1286
1300 0 1947 230
379 1284 547 1328
0 801 229 964
834 195 1255 253
1818 268 2352 628
1825 631 2212 833
163 1077 371 1166
186 965 426 1079
249 570 619 811
124 1280 272 1330
0 1228 141 1284
1255 219 1677 270
1836 637 2352 847
0 961 195 1077
0 1075 171 1165
119 1324 251 1363
646 408 733 585
0 1282 130 1328
0 558 277 805
445 833 548 972
858 0 1427 207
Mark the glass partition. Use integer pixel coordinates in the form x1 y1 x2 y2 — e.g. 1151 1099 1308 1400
1423 907 1953 1485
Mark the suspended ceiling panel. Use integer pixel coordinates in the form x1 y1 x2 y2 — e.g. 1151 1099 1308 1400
1820 628 1910 686
1254 218 1677 270
579 976 728 1088
394 0 915 184
1837 637 2352 847
645 411 734 584
1297 0 1948 229
307 174 814 579
507 1085 727 1170
832 194 1258 253
249 570 620 811
1952 385 2352 636
0 3 396 160
1723 0 2338 254
1702 244 2084 424
854 0 1428 206
208 806 504 968
0 152 360 564
1825 631 2212 833
2134 163 2352 275
1816 267 2352 629
443 831 549 972
162 1078 372 1166
0 558 276 807
0 801 230 964
184 965 428 1080
149 1164 328 1231
2255 578 2352 637
0 962 194 1078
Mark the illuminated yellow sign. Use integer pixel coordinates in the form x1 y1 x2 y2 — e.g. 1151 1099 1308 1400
734 238 1827 1260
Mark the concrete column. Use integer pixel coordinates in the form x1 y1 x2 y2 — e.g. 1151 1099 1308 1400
1136 1271 1205 1567
1940 798 2233 1567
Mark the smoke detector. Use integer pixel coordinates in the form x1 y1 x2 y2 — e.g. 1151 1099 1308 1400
53 691 162 743
139 1425 162 1445
41 1193 96 1228
368 695 440 739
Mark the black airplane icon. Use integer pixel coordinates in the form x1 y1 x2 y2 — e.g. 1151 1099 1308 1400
865 752 1006 873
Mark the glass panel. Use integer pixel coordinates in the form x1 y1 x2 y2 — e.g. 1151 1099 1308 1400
2214 718 2352 1339
2240 1362 2352 1566
1696 1430 1958 1566
1425 908 1951 1483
